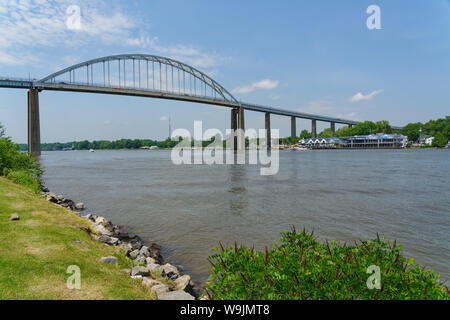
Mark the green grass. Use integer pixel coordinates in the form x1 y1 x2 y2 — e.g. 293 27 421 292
0 177 155 300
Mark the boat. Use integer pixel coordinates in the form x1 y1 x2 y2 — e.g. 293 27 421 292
89 149 95 152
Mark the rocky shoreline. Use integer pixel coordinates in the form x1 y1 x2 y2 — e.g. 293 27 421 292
41 188 201 300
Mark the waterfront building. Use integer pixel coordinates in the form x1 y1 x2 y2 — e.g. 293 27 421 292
418 134 434 145
298 134 407 149
342 134 407 149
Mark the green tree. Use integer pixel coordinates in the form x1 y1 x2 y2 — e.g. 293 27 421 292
299 130 312 139
335 126 353 137
432 132 448 148
375 120 392 134
318 128 333 138
352 121 378 135
401 122 423 142
0 123 5 138
0 122 43 193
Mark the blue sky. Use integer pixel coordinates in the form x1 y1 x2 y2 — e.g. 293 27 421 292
0 0 449 143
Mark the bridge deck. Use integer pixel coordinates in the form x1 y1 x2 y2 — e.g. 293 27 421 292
0 78 402 129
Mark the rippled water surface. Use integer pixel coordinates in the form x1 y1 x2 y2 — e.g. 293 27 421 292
41 149 450 286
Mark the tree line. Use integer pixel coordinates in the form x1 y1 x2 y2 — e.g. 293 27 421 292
18 116 449 151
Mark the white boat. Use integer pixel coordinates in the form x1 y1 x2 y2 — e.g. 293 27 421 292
291 147 308 151
89 149 95 152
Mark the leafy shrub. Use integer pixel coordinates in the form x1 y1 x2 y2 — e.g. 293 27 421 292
5 169 42 194
205 228 449 300
0 123 43 193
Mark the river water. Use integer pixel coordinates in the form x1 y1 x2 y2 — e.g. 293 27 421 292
41 149 450 286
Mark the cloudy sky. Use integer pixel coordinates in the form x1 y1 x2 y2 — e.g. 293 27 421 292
0 0 449 142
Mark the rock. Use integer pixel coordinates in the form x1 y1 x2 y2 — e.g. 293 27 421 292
42 187 49 192
92 222 115 236
142 278 162 289
139 246 151 257
145 257 157 265
134 255 147 265
129 240 142 251
174 275 192 291
109 237 120 246
147 263 163 273
129 249 140 260
9 213 19 221
46 193 59 203
161 263 180 280
151 284 170 295
131 266 150 277
115 229 131 240
122 269 131 275
75 202 84 210
94 216 110 226
158 290 195 300
100 256 118 265
98 235 119 246
81 213 94 222
124 243 133 256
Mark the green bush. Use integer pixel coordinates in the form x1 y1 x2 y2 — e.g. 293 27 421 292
5 169 42 194
205 228 449 300
0 123 43 193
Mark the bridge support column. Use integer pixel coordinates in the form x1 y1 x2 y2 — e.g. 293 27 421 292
230 108 238 151
291 116 296 140
265 112 271 149
312 119 317 138
237 107 245 152
330 122 335 135
27 88 41 156
348 124 353 128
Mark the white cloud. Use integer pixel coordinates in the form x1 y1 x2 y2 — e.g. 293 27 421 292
349 89 384 102
297 98 335 114
0 0 225 70
232 79 279 94
269 93 282 101
160 116 169 121
335 112 360 121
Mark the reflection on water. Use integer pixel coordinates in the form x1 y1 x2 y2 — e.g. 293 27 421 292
41 149 450 286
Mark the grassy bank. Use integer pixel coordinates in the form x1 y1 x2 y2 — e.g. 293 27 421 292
0 177 155 300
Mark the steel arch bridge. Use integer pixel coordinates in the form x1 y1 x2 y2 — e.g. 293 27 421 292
0 53 402 155
35 54 239 107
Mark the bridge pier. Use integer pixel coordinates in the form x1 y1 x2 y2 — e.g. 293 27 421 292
230 108 238 151
330 122 335 135
27 88 41 156
291 116 296 140
312 119 317 138
265 112 271 149
348 124 353 128
237 107 245 152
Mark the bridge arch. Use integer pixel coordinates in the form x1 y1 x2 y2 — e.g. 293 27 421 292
36 54 238 105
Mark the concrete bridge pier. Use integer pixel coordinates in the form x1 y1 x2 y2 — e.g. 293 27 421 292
330 122 335 135
27 88 41 156
230 108 238 151
237 107 245 152
312 119 317 138
265 112 271 149
291 116 296 140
